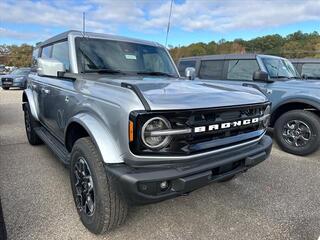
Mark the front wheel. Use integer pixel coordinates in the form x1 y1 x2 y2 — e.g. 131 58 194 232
70 137 128 234
2 87 9 90
274 110 320 156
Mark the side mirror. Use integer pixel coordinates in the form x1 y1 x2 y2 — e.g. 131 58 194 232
37 58 65 77
185 67 196 80
253 70 272 82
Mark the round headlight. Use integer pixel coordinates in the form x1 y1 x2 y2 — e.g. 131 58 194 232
262 105 271 127
141 117 172 150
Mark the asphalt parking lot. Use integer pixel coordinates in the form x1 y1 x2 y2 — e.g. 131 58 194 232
0 90 320 240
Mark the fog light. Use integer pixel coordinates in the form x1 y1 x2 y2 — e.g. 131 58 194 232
160 181 168 190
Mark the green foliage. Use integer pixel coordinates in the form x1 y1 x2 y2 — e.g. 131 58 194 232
170 31 320 61
1 31 319 66
0 44 33 67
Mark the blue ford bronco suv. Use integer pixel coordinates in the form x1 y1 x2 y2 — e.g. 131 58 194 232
24 32 272 234
178 54 320 156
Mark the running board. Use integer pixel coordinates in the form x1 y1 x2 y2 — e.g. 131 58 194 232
34 127 70 165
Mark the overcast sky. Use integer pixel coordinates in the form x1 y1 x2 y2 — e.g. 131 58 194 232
0 0 320 46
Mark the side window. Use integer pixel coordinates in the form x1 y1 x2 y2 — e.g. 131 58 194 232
31 48 39 68
301 63 320 79
41 45 52 58
52 41 70 71
198 60 224 79
178 60 196 76
226 60 260 81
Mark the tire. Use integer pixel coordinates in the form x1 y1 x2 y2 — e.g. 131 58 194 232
2 87 9 90
70 137 128 234
23 81 28 90
0 198 7 240
218 175 235 183
24 102 43 145
274 110 320 156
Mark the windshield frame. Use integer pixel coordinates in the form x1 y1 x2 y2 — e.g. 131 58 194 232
260 56 300 80
74 36 180 78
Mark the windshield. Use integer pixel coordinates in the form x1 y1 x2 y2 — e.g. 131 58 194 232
10 69 30 75
262 57 300 79
75 38 178 77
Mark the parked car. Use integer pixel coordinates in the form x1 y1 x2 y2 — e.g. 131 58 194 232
23 31 272 234
291 58 320 80
1 67 31 90
178 54 320 156
0 65 6 75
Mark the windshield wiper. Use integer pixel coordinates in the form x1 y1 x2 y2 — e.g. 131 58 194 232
272 75 290 79
272 76 300 79
82 69 126 74
136 71 176 77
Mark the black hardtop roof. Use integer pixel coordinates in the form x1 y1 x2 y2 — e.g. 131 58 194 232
290 58 320 63
179 53 284 61
35 30 160 48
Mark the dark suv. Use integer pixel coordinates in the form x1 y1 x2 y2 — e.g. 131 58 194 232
291 58 320 80
178 54 320 156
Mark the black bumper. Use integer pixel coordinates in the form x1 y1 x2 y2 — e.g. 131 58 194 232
106 135 272 204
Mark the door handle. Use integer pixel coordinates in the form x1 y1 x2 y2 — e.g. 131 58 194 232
41 88 50 94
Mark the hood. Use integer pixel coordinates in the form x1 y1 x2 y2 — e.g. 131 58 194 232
0 74 26 79
273 79 320 89
105 77 268 110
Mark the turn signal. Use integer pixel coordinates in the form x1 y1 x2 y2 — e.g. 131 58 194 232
129 120 134 142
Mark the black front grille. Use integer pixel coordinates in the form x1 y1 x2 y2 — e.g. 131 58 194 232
130 103 269 156
1 78 13 85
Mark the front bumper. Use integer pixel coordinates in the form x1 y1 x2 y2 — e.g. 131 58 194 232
1 80 24 88
106 135 272 204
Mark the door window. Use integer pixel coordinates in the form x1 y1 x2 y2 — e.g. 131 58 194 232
52 41 70 71
227 60 259 81
41 45 52 58
178 60 196 76
199 60 224 79
301 63 320 79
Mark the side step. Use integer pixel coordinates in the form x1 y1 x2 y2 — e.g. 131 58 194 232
34 127 70 166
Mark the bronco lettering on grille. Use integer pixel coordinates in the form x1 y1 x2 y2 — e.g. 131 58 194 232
194 117 259 133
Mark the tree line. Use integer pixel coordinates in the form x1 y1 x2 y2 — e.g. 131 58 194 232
0 31 319 67
0 44 33 67
169 31 320 62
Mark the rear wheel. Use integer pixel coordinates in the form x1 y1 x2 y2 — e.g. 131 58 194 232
70 137 128 234
274 110 320 156
24 102 42 145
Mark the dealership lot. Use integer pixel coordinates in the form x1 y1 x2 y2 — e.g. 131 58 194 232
0 90 320 240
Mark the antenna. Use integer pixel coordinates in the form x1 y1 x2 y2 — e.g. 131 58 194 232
165 0 173 47
82 12 86 37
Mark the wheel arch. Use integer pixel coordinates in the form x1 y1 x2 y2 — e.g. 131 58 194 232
270 100 320 127
65 113 123 164
22 89 39 121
